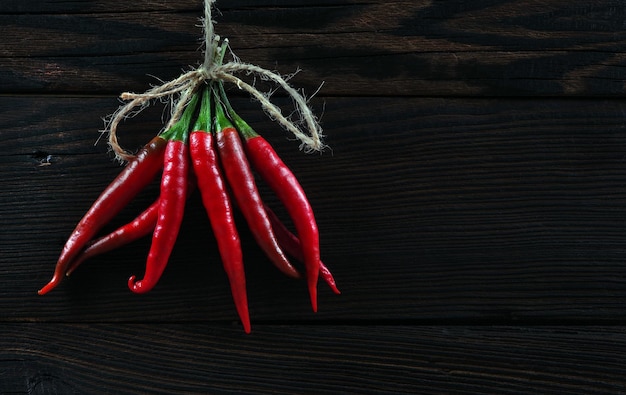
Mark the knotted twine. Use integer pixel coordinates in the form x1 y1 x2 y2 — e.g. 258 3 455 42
105 0 325 163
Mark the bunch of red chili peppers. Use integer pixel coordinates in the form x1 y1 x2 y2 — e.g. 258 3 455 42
39 83 339 333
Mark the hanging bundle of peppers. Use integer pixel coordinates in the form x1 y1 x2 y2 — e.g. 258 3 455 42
39 2 338 334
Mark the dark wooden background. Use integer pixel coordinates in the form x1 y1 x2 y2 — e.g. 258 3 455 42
2 0 626 393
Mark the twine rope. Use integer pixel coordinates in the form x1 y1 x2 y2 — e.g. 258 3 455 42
105 0 324 162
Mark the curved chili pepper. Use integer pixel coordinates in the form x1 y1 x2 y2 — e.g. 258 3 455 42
67 199 159 277
65 177 196 277
264 205 340 295
38 135 167 295
213 91 299 280
190 88 251 333
128 93 199 294
244 136 320 310
217 85 321 312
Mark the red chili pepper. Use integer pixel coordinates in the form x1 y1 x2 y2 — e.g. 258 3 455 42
218 88 321 312
38 135 167 295
65 177 197 277
245 137 321 311
264 205 340 295
67 199 158 276
128 93 199 294
190 88 251 333
213 90 300 280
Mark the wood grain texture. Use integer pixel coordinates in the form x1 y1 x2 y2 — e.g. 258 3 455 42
3 95 626 324
2 1 626 393
1 1 625 96
1 324 625 394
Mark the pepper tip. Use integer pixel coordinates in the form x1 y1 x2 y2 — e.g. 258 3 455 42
327 280 341 295
127 275 145 294
65 258 82 277
309 286 318 313
38 276 60 295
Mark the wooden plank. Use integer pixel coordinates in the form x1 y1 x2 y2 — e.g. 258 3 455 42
1 324 624 394
0 0 371 13
1 1 625 96
2 95 626 323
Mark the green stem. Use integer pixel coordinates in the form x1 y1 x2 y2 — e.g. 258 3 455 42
213 86 233 132
216 40 228 67
161 91 200 142
217 82 259 140
193 86 212 132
